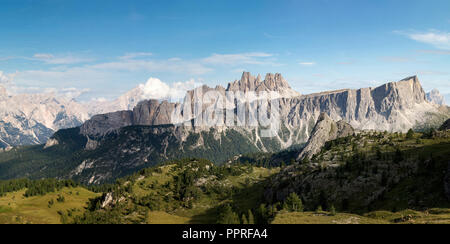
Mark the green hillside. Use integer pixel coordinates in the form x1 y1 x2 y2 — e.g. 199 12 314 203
0 186 99 224
0 126 285 184
272 208 450 224
263 129 450 223
71 159 279 224
0 128 449 224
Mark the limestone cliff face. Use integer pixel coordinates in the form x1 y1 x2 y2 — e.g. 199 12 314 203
132 100 176 126
80 111 133 137
77 73 448 151
297 113 354 160
282 76 442 134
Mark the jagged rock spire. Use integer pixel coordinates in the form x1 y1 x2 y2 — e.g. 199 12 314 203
226 71 298 97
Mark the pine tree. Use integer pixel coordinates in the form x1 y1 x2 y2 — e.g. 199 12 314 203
247 210 255 224
217 205 240 224
330 205 336 216
406 129 414 139
257 204 269 223
284 192 303 212
241 214 248 224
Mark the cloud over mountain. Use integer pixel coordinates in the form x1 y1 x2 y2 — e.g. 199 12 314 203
0 71 10 83
400 30 450 50
140 77 200 100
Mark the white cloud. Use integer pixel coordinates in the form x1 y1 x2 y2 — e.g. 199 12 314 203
0 71 17 86
299 62 316 66
380 56 415 63
400 30 450 50
0 56 14 61
59 87 91 99
0 71 10 83
140 77 201 100
8 51 279 101
33 53 54 59
119 52 153 60
32 53 94 64
0 70 89 99
203 52 276 65
91 59 212 75
168 57 182 61
90 97 108 103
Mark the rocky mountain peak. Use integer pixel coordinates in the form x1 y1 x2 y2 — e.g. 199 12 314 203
263 73 290 90
396 76 426 101
227 72 259 92
370 75 428 115
80 110 133 137
225 72 300 99
426 88 446 105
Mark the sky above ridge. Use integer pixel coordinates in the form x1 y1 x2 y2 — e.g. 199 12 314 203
0 0 449 102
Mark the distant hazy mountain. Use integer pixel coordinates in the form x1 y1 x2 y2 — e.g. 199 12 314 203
0 82 161 148
0 78 194 148
87 86 145 116
0 86 90 148
426 88 446 105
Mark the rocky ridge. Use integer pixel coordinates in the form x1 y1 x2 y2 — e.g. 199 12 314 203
297 113 354 160
77 74 449 149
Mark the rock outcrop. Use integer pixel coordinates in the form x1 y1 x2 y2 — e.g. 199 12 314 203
133 100 177 126
227 72 300 97
43 138 59 149
80 111 133 137
427 88 446 105
297 113 354 160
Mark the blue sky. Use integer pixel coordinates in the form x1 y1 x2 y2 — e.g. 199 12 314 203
0 0 449 102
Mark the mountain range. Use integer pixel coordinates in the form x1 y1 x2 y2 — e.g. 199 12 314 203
0 84 152 149
0 72 448 184
0 73 448 150
0 88 89 149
